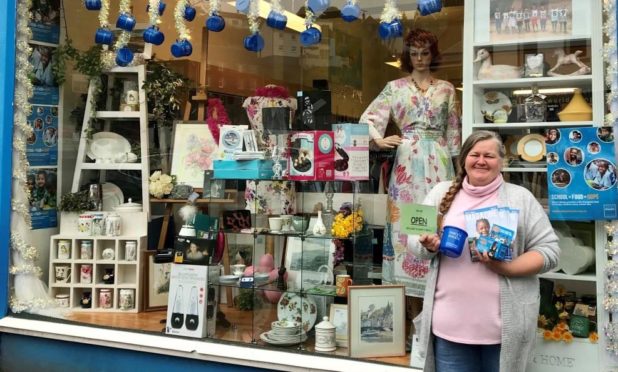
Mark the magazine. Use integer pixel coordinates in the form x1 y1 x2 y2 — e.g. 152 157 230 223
463 206 519 262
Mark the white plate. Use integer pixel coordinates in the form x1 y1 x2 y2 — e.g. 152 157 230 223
260 331 307 346
277 292 318 333
102 182 124 211
517 134 546 162
480 91 512 123
87 132 131 161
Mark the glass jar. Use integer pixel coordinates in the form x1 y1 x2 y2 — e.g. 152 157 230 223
80 240 93 260
99 289 113 309
524 85 547 122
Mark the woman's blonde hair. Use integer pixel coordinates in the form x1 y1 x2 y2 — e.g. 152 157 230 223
438 131 505 220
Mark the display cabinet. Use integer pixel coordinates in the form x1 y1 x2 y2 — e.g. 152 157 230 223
462 1 608 371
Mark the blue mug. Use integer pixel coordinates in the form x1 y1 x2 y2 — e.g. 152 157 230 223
171 39 193 57
236 0 250 14
341 3 360 22
307 0 330 14
206 14 226 32
115 47 134 67
417 0 442 16
378 19 403 39
266 11 287 30
146 1 166 16
116 13 136 32
184 5 197 21
84 0 101 11
94 27 114 45
300 27 322 47
143 26 165 45
243 33 264 52
439 226 468 258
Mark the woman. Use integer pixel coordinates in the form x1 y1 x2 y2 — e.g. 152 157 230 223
410 131 559 372
360 28 460 296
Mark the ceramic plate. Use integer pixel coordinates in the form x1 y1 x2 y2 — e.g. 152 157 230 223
101 182 124 211
260 331 307 346
504 135 522 159
87 132 131 161
277 292 318 333
480 91 512 123
219 275 240 284
517 134 546 162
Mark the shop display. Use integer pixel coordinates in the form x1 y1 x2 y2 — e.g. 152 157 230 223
332 124 369 180
524 85 547 122
558 88 593 121
524 53 544 77
277 292 318 333
547 49 591 77
480 91 512 123
288 131 335 181
474 48 522 80
314 316 336 352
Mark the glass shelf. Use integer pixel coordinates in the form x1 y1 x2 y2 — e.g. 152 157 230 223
221 229 371 241
473 75 592 89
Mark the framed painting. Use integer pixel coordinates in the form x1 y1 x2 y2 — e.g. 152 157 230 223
170 121 218 188
284 236 335 291
348 285 406 358
143 251 171 311
329 304 349 348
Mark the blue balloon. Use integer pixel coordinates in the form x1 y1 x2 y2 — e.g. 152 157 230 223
206 15 226 32
378 19 403 39
84 0 102 11
300 27 322 47
266 11 287 30
243 33 265 52
184 5 197 21
341 3 360 22
417 0 442 16
143 26 165 46
115 47 134 67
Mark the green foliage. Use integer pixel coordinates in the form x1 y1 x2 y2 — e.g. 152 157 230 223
58 190 94 213
142 61 189 126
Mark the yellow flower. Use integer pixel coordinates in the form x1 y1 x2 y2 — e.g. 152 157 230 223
551 330 562 341
562 332 573 343
589 332 598 343
543 330 553 340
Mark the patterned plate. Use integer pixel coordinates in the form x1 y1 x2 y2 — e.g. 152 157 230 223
277 292 318 332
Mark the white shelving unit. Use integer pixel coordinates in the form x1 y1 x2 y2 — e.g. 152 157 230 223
463 1 608 371
48 212 147 313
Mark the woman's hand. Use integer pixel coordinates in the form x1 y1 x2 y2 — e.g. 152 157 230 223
478 251 544 277
372 135 403 150
419 233 441 253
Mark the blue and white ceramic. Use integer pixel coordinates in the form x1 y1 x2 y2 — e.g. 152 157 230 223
378 19 403 39
243 33 265 52
417 0 442 16
341 3 360 22
300 27 322 47
206 14 226 32
143 26 165 45
116 13 136 32
266 11 287 30
115 47 134 67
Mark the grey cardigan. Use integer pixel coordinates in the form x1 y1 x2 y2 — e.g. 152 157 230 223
409 181 560 372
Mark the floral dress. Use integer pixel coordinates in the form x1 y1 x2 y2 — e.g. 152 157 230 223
360 77 461 297
243 96 298 215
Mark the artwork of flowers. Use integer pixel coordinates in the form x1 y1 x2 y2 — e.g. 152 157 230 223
170 122 219 187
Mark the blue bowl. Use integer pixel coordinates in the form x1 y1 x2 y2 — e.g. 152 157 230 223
116 13 136 32
184 5 197 21
300 27 322 47
143 26 165 45
418 0 442 16
439 225 468 258
206 15 226 32
115 47 134 67
378 19 403 39
266 11 287 30
94 27 114 45
341 3 360 22
243 33 265 52
84 0 102 11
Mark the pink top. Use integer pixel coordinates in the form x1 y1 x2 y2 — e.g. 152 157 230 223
432 175 503 344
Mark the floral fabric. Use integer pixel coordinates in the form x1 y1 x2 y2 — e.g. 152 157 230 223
360 77 461 297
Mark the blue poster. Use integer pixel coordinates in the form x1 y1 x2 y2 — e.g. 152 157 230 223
28 0 60 45
28 44 59 105
28 168 58 229
27 105 58 166
547 127 617 220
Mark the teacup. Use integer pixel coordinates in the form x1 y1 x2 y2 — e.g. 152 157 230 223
244 33 265 52
94 27 113 45
84 0 102 11
417 0 442 16
266 11 287 30
231 264 246 277
236 0 251 14
116 12 136 32
146 1 166 16
206 14 226 32
55 265 71 283
378 19 403 40
307 0 330 14
171 39 193 57
280 215 293 231
269 217 283 232
143 26 165 45
341 3 361 22
184 5 197 21
115 47 134 67
300 27 322 47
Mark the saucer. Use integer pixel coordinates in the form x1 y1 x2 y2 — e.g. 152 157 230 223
260 331 307 346
219 275 240 284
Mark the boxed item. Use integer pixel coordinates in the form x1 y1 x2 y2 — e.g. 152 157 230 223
213 159 286 180
288 131 335 181
332 123 369 180
166 264 220 338
173 236 215 265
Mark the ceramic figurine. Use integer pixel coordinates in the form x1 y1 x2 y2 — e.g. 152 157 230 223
474 48 522 80
312 210 327 236
548 49 591 76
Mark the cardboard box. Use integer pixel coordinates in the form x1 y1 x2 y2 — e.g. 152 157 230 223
332 123 369 180
213 159 285 180
165 264 219 338
288 131 335 181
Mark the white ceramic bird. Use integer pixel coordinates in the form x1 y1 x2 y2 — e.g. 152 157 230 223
474 48 522 80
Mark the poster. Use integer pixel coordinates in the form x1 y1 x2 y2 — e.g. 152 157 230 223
28 43 59 105
28 168 58 229
29 0 60 44
546 127 617 220
27 105 58 166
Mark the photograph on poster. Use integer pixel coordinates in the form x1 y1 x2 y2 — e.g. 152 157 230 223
551 168 571 188
545 128 561 144
584 159 617 191
29 0 60 44
564 147 583 166
27 105 58 166
28 168 58 229
489 0 572 42
547 152 559 164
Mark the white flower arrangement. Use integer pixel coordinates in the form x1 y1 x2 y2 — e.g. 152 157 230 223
248 0 260 34
149 171 176 198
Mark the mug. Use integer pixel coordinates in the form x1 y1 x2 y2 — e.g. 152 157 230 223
300 27 322 47
116 12 136 32
125 241 137 261
80 240 93 259
231 264 246 277
417 0 442 16
81 292 92 308
266 11 287 30
268 217 283 232
439 225 469 258
119 289 135 310
55 265 71 283
206 15 225 32
55 294 70 308
57 240 71 259
184 5 196 21
143 26 165 46
78 213 93 234
243 33 265 52
84 0 102 11
171 39 193 57
335 274 352 297
99 289 113 309
80 264 92 284
236 0 250 14
91 213 106 236
146 1 166 16
115 47 134 67
307 0 330 14
341 3 361 22
378 19 403 39
280 215 293 232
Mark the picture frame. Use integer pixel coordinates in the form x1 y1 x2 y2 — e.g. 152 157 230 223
284 236 335 291
525 53 544 77
143 251 171 311
170 121 218 188
329 304 349 348
202 170 225 199
348 285 406 358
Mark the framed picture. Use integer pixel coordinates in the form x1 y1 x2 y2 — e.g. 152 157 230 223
329 304 349 347
348 285 406 358
170 121 218 188
202 170 225 199
285 237 335 291
525 53 544 77
143 251 171 311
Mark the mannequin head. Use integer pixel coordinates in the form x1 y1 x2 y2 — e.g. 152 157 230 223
400 28 441 73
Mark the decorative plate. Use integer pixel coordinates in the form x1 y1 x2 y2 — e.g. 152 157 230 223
517 134 546 162
480 91 512 123
259 331 307 346
504 135 522 159
277 292 318 332
87 132 131 161
102 182 124 211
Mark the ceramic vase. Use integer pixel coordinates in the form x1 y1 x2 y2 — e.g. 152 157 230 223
312 211 327 236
